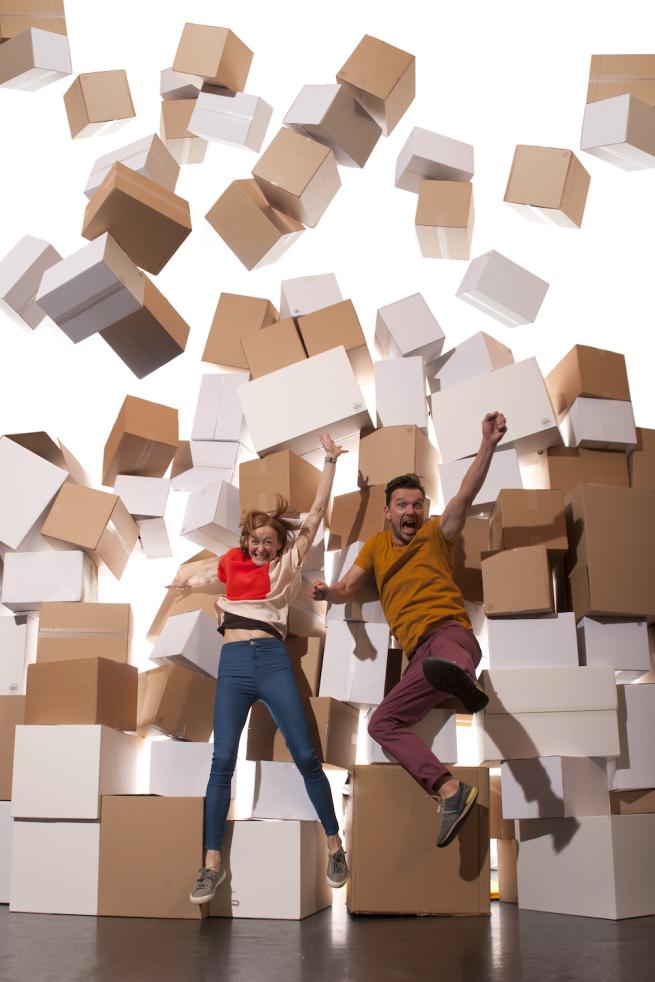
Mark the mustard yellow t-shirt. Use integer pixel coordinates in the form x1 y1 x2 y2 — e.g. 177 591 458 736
354 517 471 655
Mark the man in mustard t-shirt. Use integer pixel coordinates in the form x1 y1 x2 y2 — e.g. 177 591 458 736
312 411 507 847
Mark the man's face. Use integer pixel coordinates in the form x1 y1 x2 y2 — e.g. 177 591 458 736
384 488 426 544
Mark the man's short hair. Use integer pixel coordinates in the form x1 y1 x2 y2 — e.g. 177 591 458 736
384 473 426 507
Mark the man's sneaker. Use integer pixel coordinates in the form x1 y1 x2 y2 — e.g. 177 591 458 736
189 865 226 904
422 657 489 713
436 782 479 848
326 848 348 888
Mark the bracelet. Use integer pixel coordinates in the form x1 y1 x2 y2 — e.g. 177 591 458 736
324 455 338 463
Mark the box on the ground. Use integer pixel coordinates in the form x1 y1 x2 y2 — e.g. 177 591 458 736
137 663 215 740
327 484 387 552
501 756 610 819
0 695 25 799
180 479 240 552
630 428 655 489
247 696 359 769
610 789 655 815
457 250 549 327
188 89 272 151
346 764 489 914
374 356 428 431
561 397 636 451
487 612 578 669
497 838 518 903
146 552 224 641
504 145 590 227
239 449 321 516
358 425 439 502
319 621 399 705
1 550 97 612
173 22 252 88
490 773 515 839
363 707 457 765
482 544 555 616
426 331 513 394
0 435 67 549
0 234 61 328
545 344 631 419
489 489 567 556
113 476 169 518
336 34 415 136
440 447 522 511
524 445 629 492
37 602 131 664
609 683 655 791
10 818 101 915
241 317 307 378
285 636 323 698
149 610 220 678
581 93 655 169
84 133 180 199
395 127 474 191
452 515 489 604
586 54 655 105
0 1 66 40
279 273 342 319
25 658 137 730
375 292 444 364
284 82 381 166
415 179 474 259
578 617 651 674
160 98 208 164
103 395 178 486
64 70 135 138
297 299 373 387
203 292 278 368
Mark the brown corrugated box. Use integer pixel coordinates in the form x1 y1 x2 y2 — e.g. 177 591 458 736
286 636 324 698
137 663 215 740
246 696 358 769
297 300 373 386
327 484 388 551
240 317 307 379
630 428 655 490
0 694 25 799
37 602 132 663
98 795 206 919
25 658 137 730
160 97 197 139
287 577 327 639
497 838 518 904
504 146 590 228
146 552 223 641
203 293 278 368
346 764 490 914
239 449 321 516
103 395 178 486
533 445 630 492
172 23 252 89
610 789 655 815
64 70 135 138
42 483 139 579
359 425 439 502
415 180 474 259
0 1 66 40
452 515 489 604
490 773 515 840
337 34 415 136
545 345 631 420
82 162 192 275
482 545 555 617
587 55 655 106
489 489 568 557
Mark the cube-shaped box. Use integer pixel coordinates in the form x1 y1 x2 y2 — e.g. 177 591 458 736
160 98 208 165
188 89 272 151
103 395 178 486
248 760 342 823
241 317 307 379
37 602 131 664
0 1 67 40
0 436 67 549
327 485 387 552
586 54 655 106
487 612 578 670
180 480 240 553
523 445 629 493
10 819 101 915
581 93 655 170
610 683 655 791
0 28 68 90
137 518 172 560
363 708 457 765
4 431 88 487
1 551 97 613
113 476 169 518
395 127 474 191
189 439 249 473
170 443 234 494
545 344 631 419
415 180 474 260
629 427 655 490
319 621 396 705
439 447 522 511
137 663 216 741
374 356 428 431
149 610 221 679
359 425 439 503
489 489 568 556
284 83 381 167
63 70 135 138
203 292 278 368
426 331 514 394
172 23 252 89
375 292 445 364
501 756 610 819
239 449 321 516
84 133 180 199
577 617 651 674
456 250 549 327
336 34 415 136
504 145 590 227
560 397 637 451
191 372 251 445
0 234 61 329
247 697 359 770
0 695 26 800
297 300 373 387
279 273 342 320
24 658 137 730
482 545 555 617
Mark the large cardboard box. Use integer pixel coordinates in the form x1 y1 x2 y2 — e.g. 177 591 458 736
336 34 415 136
375 292 445 364
326 484 387 552
609 683 655 791
279 272 342 319
610 789 655 816
1 550 97 612
456 250 549 327
426 330 514 394
327 539 386 622
103 395 178 486
561 397 636 451
64 70 135 138
523 445 629 493
113 475 169 518
586 54 655 105
487 612 578 669
452 515 489 604
11 724 143 818
415 179 474 259
82 162 191 275
0 695 25 799
137 663 216 741
363 707 457 765
246 697 359 770
172 22 252 88
581 93 655 169
24 658 137 730
504 145 590 227
239 449 321 516
630 427 655 490
0 615 33 694
482 545 555 617
146 552 223 641
252 126 341 227
577 617 651 674
10 819 100 914
439 447 522 511
0 27 70 88
500 757 610 819
0 435 67 549
481 665 617 715
319 621 398 705
346 764 489 915
359 425 439 502
374 356 428 431
0 233 61 328
0 1 66 40
248 760 344 823
149 610 221 678
297 299 373 387
84 133 180 199
241 317 307 378
545 344 630 419
160 98 208 165
180 479 240 552
203 292 278 368
37 602 131 664
489 489 567 556
284 82 381 167
395 126 474 191
188 89 272 151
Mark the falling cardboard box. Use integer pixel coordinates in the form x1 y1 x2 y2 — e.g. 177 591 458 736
203 292 278 368
188 89 272 152
545 344 630 419
426 331 513 394
4 431 88 486
84 133 180 199
489 489 568 556
160 67 202 101
240 317 307 378
327 484 387 552
439 448 522 511
63 70 135 138
0 435 67 549
337 34 415 136
374 356 428 431
581 93 655 170
160 98 208 164
1 551 97 613
586 54 655 106
279 273 342 319
172 22 252 89
560 397 636 452
359 425 439 502
456 250 549 327
0 234 61 328
0 26 70 89
395 127 474 191
102 395 178 486
375 292 445 364
239 449 321 516
0 1 66 39
180 479 240 553
504 145 590 228
137 663 215 741
297 299 373 387
284 82 381 167
415 180 474 260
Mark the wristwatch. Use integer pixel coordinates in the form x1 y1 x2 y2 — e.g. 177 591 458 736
324 455 338 463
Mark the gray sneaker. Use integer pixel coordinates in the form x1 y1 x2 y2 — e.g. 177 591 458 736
326 848 348 888
436 781 478 848
189 865 226 904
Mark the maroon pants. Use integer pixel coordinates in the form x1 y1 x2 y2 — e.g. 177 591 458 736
368 620 482 792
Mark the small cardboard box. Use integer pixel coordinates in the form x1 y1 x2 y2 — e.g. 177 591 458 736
489 489 567 556
426 331 513 394
188 89 272 151
160 98 208 165
610 683 655 791
0 435 67 549
239 449 321 516
524 445 629 493
160 66 204 100
560 397 637 451
375 292 445 364
246 696 359 769
24 658 137 730
84 133 180 199
0 695 25 800
280 273 342 319
203 292 278 368
504 145 590 228
149 610 221 679
241 317 307 378
64 70 135 138
137 663 216 740
415 179 474 259
487 612 578 670
327 484 387 552
545 344 631 419
359 425 439 503
336 34 415 136
581 93 655 169
252 126 341 227
172 22 252 88
630 427 655 490
0 234 61 329
113 475 169 518
501 757 610 819
137 517 172 559
0 1 66 40
586 54 655 105
456 250 549 327
374 356 428 431
103 395 178 486
440 448 522 511
319 621 398 705
180 479 240 552
297 299 373 387
284 82 381 167
0 27 70 90
452 515 489 604
395 126 474 191
481 544 555 617
37 602 132 664
1 550 97 613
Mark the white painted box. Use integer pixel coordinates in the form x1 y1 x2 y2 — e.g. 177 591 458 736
426 331 514 394
191 372 251 444
581 93 655 170
395 127 474 192
474 709 620 765
181 479 241 552
374 357 428 431
149 610 221 678
279 273 342 319
439 447 522 510
10 819 100 914
560 397 637 451
0 436 67 549
249 761 345 822
609 683 655 791
0 234 62 328
363 708 457 765
481 666 617 714
137 518 172 559
84 133 180 199
160 67 203 101
500 756 610 818
189 90 272 151
284 83 381 167
113 475 170 517
0 802 12 903
319 621 391 705
0 615 33 694
0 28 71 91
1 551 97 612
578 617 651 674
456 250 549 327
375 293 445 364
147 739 235 799
487 613 579 670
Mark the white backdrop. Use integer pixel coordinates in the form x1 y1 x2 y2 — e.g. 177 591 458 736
1 0 654 665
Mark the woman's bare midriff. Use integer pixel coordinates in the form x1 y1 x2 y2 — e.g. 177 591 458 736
223 628 276 642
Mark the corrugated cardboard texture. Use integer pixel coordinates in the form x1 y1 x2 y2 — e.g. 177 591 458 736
359 426 439 503
137 663 215 740
587 54 655 105
241 317 307 379
203 292 278 368
0 1 67 39
246 696 358 769
327 484 387 551
172 23 252 89
504 146 590 227
482 544 554 616
64 71 134 137
25 658 137 730
0 694 25 799
103 395 178 486
489 489 567 555
337 34 415 135
545 344 630 419
37 602 131 663
629 427 655 490
239 449 321 516
253 127 341 227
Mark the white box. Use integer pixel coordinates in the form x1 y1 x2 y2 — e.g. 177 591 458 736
35 233 145 343
517 815 655 919
10 819 100 914
160 67 203 101
83 133 180 199
0 802 12 903
475 710 620 765
11 725 144 820
375 293 445 364
426 331 514 394
171 464 235 494
210 820 332 919
147 739 235 799
374 357 428 431
488 613 579 670
188 90 272 151
284 83 381 167
279 273 342 320
481 666 617 714
0 28 71 91
456 250 549 327
0 437 68 549
395 127 474 192
578 618 651 674
189 440 250 471
0 615 30 694
238 347 372 456
431 358 560 462
501 756 610 818
249 760 344 822
363 707 457 764
439 447 522 510
609 683 655 791
0 234 62 328
149 610 221 678
326 541 386 624
581 93 655 170
319 621 391 705
288 573 327 639
560 397 637 451
191 372 251 444
181 480 241 552
137 518 173 559
113 475 170 517
1 550 97 612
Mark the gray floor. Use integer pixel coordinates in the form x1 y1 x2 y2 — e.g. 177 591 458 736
1 894 654 982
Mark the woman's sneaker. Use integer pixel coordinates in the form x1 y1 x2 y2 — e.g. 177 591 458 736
189 864 226 904
436 782 479 848
326 848 348 888
422 658 489 713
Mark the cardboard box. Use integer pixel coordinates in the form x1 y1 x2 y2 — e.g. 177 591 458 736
137 517 172 559
545 344 631 419
241 317 307 378
297 299 373 387
481 665 617 715
37 602 131 664
170 441 234 493
490 773 515 839
284 82 381 167
84 133 180 199
489 489 567 555
577 617 651 673
24 658 137 730
560 397 636 451
327 540 386 622
173 22 252 88
203 292 278 368
11 724 143 818
206 178 304 270
440 447 522 511
395 126 474 191
504 145 590 227
415 179 474 259
581 93 655 169
431 357 559 462
188 89 272 151
189 439 251 473
191 371 251 445
456 250 549 327
252 126 341 227
239 449 321 516
180 479 240 552
0 615 33 694
4 430 88 486
587 54 655 105
630 427 655 489
247 697 359 770
319 621 398 705
285 636 324 698
147 739 231 798
487 612 578 669
238 346 372 456
426 331 514 394
0 1 66 40
482 545 555 617
137 663 216 740
375 292 445 364
346 765 489 915
565 484 655 619
359 425 439 503
149 610 221 678
497 838 518 903
327 484 387 552
516 814 655 919
0 234 61 329
452 515 489 604
113 475 169 518
610 789 655 815
0 695 25 799
609 683 655 791
523 445 629 493
501 757 610 819
160 66 205 99
279 273 342 319
1 550 97 612
10 819 100 914
146 552 224 641
103 395 178 486
288 574 328 639
160 98 208 164
0 435 67 549
336 34 415 136
374 356 428 431
64 70 135 138
248 760 344 823
0 26 69 89
0 801 11 903
363 707 457 765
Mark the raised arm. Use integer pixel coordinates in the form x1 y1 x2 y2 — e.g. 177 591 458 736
439 411 507 542
166 557 217 590
297 434 347 562
311 562 370 603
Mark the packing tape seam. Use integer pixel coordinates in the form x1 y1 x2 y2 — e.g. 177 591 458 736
53 279 133 326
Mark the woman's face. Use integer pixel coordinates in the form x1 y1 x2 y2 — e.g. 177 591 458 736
247 525 283 566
